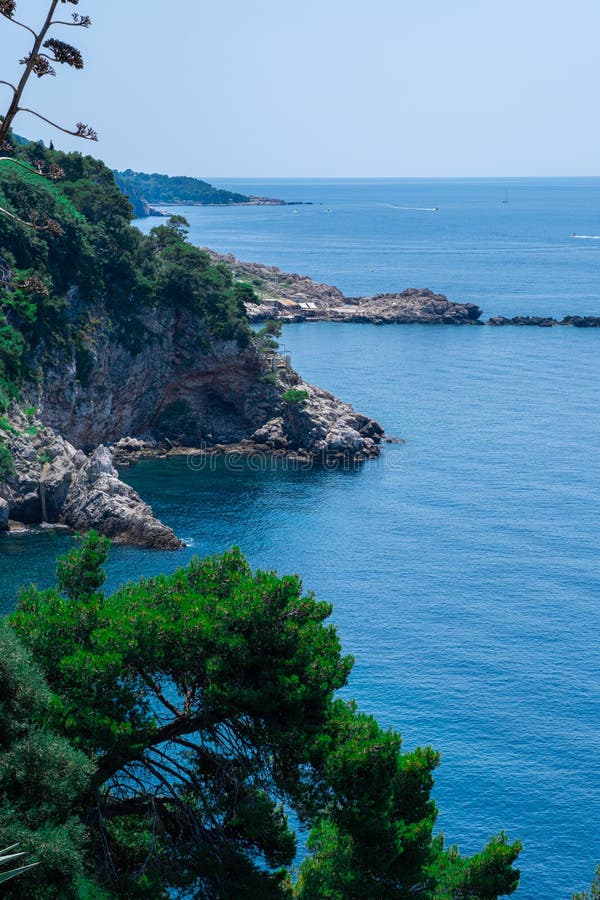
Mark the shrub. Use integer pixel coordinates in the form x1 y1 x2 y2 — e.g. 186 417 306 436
0 441 14 481
281 388 309 405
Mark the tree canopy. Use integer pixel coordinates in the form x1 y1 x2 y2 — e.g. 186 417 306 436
4 533 522 898
114 170 251 207
0 137 255 414
0 622 100 898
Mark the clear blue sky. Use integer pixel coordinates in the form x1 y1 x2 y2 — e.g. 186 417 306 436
1 0 599 177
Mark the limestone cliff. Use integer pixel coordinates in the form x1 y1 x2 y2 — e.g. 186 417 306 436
0 306 383 546
29 307 382 456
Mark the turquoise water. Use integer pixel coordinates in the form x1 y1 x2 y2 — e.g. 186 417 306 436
2 180 600 897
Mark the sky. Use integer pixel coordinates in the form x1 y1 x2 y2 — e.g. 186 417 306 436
0 0 599 178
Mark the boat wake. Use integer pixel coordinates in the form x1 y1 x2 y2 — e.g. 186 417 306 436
381 204 439 212
571 234 600 239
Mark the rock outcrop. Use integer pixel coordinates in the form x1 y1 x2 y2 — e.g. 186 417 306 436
0 304 384 547
0 418 182 548
250 380 383 460
206 251 482 324
328 290 482 324
486 315 600 327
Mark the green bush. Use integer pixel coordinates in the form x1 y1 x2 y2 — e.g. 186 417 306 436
0 441 15 481
0 416 19 436
281 388 309 405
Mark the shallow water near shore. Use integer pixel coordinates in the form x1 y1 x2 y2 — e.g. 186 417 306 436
2 180 600 896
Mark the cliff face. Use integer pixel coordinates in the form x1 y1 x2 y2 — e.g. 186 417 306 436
31 306 383 459
34 308 266 449
0 307 383 546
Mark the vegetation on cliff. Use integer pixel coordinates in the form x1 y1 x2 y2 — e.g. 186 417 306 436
0 136 256 415
3 533 522 898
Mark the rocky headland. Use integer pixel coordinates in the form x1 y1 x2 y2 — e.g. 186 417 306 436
208 250 600 327
207 251 482 323
0 306 384 547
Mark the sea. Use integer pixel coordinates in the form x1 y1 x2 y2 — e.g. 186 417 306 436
2 178 600 898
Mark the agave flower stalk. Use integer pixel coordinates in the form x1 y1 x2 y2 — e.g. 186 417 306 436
0 0 96 150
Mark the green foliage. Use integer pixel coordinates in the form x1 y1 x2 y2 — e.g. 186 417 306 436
260 319 283 338
260 371 280 385
148 224 251 344
114 169 251 206
0 440 15 481
0 135 254 406
6 534 522 899
234 280 260 305
164 213 189 239
297 702 521 899
573 865 600 900
297 701 440 899
0 623 96 898
0 416 19 435
11 536 351 896
282 388 309 405
55 529 109 602
255 318 283 352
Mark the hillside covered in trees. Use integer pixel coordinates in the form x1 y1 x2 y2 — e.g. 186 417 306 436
114 169 260 210
0 137 255 413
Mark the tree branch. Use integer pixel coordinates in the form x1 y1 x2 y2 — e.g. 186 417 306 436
17 108 97 140
0 16 37 38
137 670 183 720
0 203 62 234
97 795 175 821
51 19 91 28
94 712 213 788
0 80 17 93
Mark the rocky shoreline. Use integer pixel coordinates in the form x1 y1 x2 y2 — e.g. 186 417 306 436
0 308 385 548
4 249 597 550
207 250 600 327
486 314 600 327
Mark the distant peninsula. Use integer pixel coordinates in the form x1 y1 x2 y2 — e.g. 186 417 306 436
114 169 302 217
207 250 600 328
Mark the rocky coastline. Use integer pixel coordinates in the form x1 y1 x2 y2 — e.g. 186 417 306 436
0 306 384 547
207 250 600 327
4 249 597 550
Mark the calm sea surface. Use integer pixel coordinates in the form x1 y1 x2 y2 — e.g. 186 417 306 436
2 180 599 898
